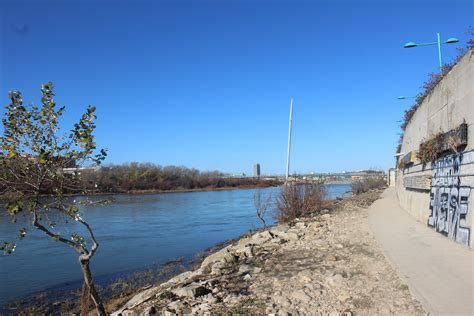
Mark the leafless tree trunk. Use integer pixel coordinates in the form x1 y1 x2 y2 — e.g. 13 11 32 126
254 189 272 228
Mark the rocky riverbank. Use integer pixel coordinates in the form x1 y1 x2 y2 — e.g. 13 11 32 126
112 190 425 315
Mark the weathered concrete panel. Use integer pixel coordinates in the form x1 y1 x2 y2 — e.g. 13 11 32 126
403 175 431 191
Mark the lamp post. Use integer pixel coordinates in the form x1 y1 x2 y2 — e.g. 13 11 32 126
285 97 294 182
404 33 459 72
397 96 417 100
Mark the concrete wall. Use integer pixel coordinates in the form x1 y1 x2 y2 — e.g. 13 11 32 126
396 50 474 247
388 168 396 187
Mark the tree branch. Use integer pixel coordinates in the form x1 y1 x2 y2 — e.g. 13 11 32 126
32 208 85 254
41 202 99 259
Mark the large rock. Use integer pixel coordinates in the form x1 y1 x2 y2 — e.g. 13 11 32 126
202 293 218 304
166 301 185 313
297 270 312 283
201 246 236 269
321 214 331 220
326 274 344 287
191 303 212 314
292 289 312 303
270 224 289 236
269 224 304 241
250 230 273 245
238 264 252 275
273 294 291 307
232 244 254 258
165 271 193 285
295 222 307 230
171 283 211 298
310 221 324 231
210 261 226 275
286 232 299 241
111 286 162 316
160 268 205 289
235 236 251 248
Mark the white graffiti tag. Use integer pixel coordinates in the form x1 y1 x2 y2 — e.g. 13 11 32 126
428 153 471 246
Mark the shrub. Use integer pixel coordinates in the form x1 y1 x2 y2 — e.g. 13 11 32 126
417 125 467 164
417 137 439 164
275 182 326 223
351 177 386 194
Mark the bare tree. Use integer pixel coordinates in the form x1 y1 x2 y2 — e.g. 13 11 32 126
253 189 272 228
0 82 107 315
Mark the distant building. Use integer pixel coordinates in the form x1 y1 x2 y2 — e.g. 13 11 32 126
253 163 261 177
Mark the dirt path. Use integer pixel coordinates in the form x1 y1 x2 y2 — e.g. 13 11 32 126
113 190 425 315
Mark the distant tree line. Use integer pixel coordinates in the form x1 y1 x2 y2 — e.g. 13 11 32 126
79 163 281 193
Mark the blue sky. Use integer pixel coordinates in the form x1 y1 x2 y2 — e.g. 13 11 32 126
0 0 472 175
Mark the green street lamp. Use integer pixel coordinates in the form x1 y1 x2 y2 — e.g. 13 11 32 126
397 96 417 100
404 33 459 72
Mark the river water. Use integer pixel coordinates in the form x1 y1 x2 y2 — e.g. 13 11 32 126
0 184 350 305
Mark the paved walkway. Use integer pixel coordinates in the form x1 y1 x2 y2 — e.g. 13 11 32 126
368 188 474 316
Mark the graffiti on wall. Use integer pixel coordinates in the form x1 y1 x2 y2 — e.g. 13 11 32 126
428 153 471 246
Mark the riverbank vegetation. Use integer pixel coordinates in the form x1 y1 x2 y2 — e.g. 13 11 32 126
275 183 327 223
79 164 281 194
351 177 386 195
0 163 281 200
256 176 382 225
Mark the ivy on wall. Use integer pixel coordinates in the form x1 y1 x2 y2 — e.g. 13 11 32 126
417 123 469 164
398 123 468 169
